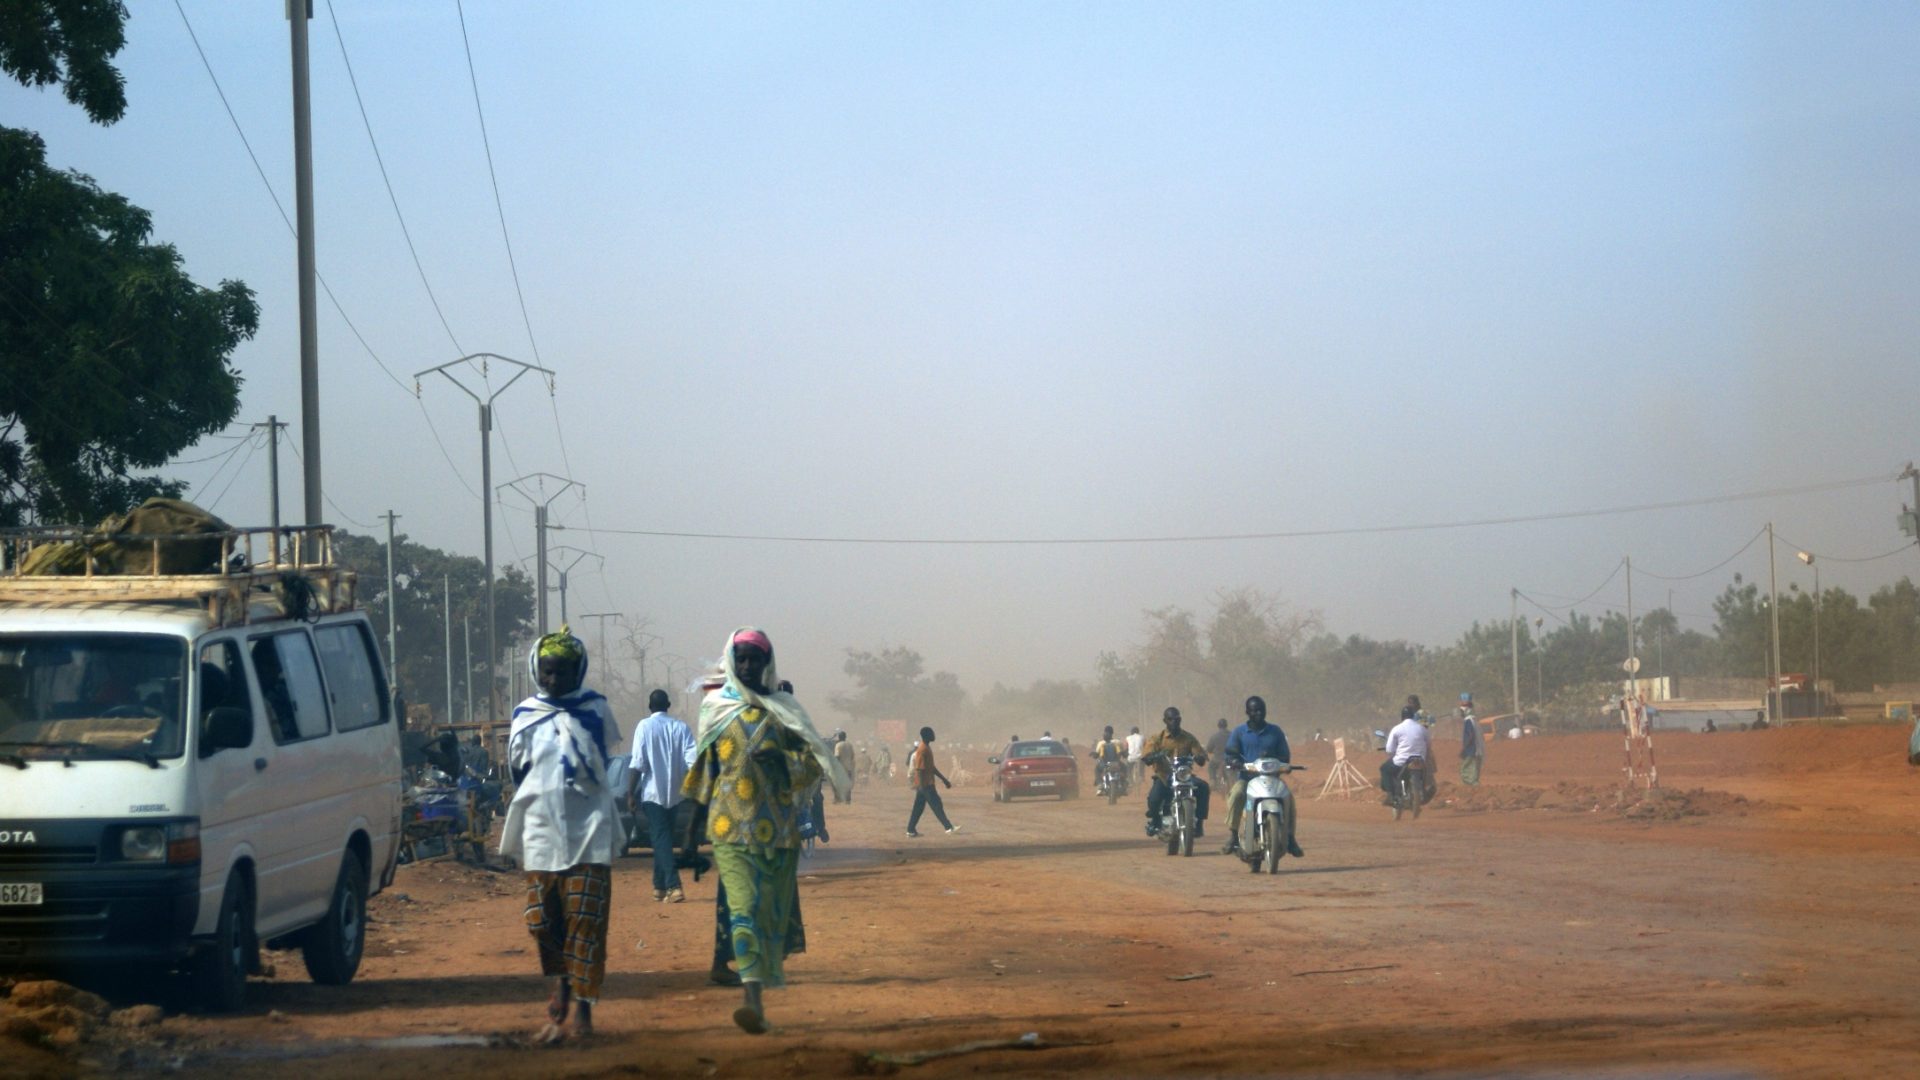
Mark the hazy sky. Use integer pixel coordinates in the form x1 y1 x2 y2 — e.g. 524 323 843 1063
7 2 1918 715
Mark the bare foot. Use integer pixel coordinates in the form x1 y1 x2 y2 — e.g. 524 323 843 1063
568 1000 594 1039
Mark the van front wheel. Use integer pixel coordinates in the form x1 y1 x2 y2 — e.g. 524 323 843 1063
192 872 252 1012
301 855 368 985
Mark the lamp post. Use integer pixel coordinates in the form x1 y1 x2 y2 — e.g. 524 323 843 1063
1797 551 1820 701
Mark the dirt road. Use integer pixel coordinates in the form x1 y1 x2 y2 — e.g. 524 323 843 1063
10 724 1919 1077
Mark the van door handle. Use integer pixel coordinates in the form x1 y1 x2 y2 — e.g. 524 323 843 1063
253 758 268 772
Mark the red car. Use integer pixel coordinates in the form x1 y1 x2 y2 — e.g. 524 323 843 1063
990 739 1080 801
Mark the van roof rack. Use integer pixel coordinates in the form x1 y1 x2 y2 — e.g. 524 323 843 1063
0 524 357 627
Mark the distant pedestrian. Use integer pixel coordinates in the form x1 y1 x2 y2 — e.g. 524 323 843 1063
832 731 857 803
629 688 695 903
1458 693 1484 786
1125 725 1145 784
500 626 621 1043
875 743 893 780
1205 717 1231 787
684 628 849 1033
906 726 957 836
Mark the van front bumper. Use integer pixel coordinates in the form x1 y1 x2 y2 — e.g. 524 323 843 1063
0 865 200 971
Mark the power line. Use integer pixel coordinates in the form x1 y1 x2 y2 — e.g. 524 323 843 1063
1522 559 1626 612
322 0 465 355
172 0 411 397
454 0 545 367
282 437 373 529
201 432 263 513
1634 526 1769 581
554 471 1902 547
1771 532 1919 564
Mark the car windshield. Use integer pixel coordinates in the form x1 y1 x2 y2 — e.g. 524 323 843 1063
0 633 188 760
1008 742 1066 758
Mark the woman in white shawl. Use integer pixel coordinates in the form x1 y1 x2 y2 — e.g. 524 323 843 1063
683 626 849 1033
499 626 620 1042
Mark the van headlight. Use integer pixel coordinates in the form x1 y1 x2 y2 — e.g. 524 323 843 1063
113 820 200 865
119 826 167 861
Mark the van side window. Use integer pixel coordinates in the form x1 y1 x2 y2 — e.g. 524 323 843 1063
196 640 251 756
251 632 331 743
314 622 390 732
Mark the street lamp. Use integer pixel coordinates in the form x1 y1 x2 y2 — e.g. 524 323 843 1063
1796 551 1820 701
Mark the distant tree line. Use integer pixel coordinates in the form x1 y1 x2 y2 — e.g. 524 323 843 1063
830 575 1920 743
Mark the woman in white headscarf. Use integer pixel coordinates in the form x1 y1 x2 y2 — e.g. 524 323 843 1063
683 627 849 1033
499 626 620 1042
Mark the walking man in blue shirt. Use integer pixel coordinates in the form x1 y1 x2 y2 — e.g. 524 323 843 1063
1220 695 1303 858
628 689 696 902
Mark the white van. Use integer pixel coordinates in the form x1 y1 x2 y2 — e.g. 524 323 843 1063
0 525 400 1010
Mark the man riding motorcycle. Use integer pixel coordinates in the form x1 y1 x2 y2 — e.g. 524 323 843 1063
1379 703 1436 805
1090 725 1129 795
1141 707 1211 838
1220 695 1303 858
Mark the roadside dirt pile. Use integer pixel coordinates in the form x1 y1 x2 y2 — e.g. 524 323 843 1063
1432 780 1777 819
0 976 172 1075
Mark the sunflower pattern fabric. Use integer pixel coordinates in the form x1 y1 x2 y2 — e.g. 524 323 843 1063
684 706 822 853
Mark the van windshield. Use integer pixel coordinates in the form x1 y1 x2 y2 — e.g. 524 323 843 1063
0 634 188 761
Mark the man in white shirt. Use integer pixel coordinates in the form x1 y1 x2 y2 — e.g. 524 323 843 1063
628 689 695 902
1378 704 1434 805
1124 725 1145 784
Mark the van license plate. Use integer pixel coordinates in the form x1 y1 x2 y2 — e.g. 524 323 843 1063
0 883 42 906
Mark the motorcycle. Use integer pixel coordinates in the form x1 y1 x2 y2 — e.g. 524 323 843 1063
1385 754 1427 822
1096 757 1130 804
1148 754 1200 857
1236 758 1307 874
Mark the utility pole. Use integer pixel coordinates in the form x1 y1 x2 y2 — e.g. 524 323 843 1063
250 416 288 558
443 573 453 725
287 0 322 526
414 354 555 726
1797 551 1820 700
1902 463 1920 541
380 511 400 691
462 615 473 725
1625 556 1635 696
1510 588 1520 719
498 473 581 637
1767 522 1782 724
545 547 602 627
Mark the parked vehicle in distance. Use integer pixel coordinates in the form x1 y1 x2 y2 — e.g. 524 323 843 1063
0 520 400 1012
989 739 1080 801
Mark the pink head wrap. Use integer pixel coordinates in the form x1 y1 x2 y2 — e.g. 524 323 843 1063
731 628 772 654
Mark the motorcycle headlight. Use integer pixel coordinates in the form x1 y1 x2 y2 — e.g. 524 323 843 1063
1172 766 1192 783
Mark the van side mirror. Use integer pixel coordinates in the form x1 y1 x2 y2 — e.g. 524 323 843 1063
202 707 252 754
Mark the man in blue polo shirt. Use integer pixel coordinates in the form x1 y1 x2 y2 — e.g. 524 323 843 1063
1220 695 1303 858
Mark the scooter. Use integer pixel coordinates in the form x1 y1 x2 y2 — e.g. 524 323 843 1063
1236 758 1307 874
1149 754 1200 857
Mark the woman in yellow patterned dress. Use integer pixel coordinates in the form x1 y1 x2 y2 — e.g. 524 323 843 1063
684 627 850 1033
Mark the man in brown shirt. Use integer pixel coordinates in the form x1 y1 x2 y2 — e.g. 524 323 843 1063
1141 707 1211 838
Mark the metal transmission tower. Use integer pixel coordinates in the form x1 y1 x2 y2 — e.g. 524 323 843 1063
413 353 554 726
530 547 603 628
497 473 582 638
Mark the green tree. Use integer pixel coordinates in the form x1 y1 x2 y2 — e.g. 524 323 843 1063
1 1 256 525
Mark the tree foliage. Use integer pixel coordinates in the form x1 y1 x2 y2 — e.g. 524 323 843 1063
829 646 968 729
0 0 128 124
0 1 255 526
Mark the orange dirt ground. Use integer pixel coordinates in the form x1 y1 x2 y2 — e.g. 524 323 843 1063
6 723 1918 1078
